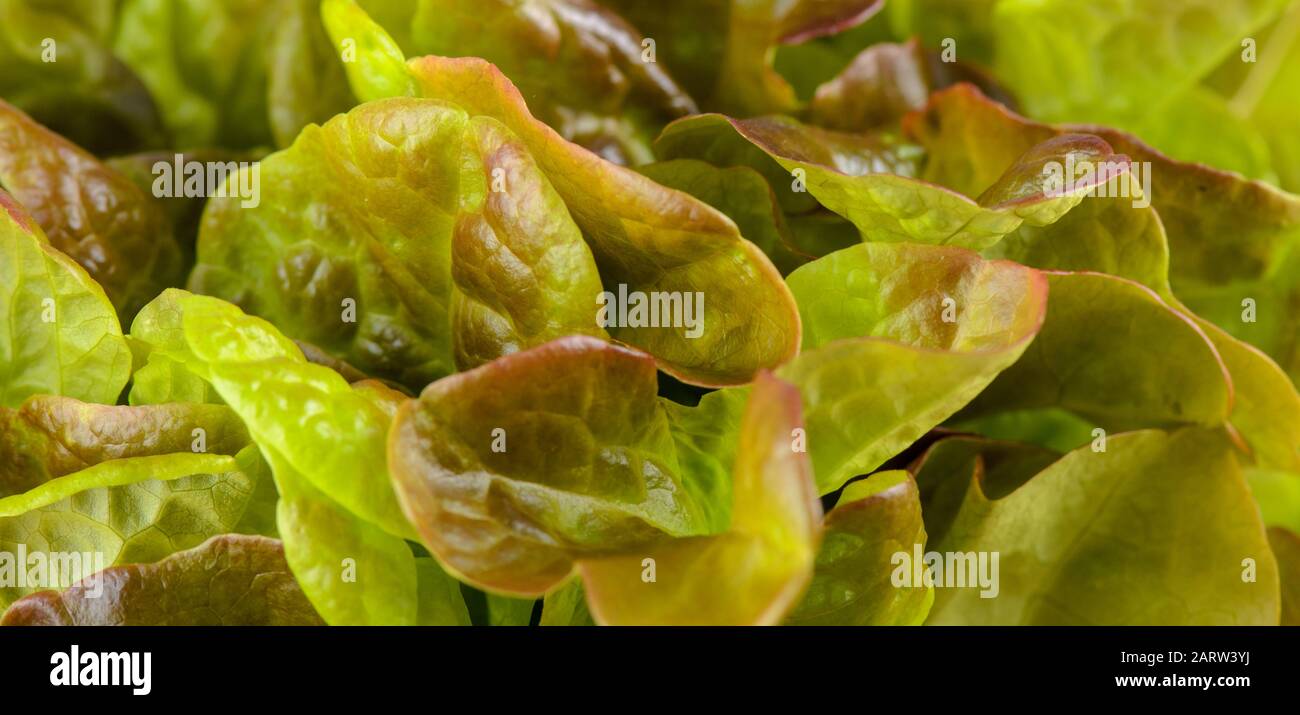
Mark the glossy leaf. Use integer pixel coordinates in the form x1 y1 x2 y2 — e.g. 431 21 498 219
579 371 822 625
0 395 249 498
782 243 1048 492
388 336 707 596
0 100 184 321
130 289 416 541
657 113 1124 250
787 470 933 625
636 159 808 275
1 535 325 625
191 97 607 389
387 0 697 165
321 16 802 386
0 190 132 408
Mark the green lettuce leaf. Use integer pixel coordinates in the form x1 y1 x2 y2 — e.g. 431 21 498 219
1 534 325 625
921 428 1279 625
0 395 278 607
130 289 415 541
1269 527 1300 625
991 0 1284 122
113 0 353 149
636 159 809 274
0 395 249 497
0 190 132 408
578 371 822 625
268 448 418 625
539 579 594 626
322 11 802 386
190 97 607 389
963 272 1234 430
906 85 1300 471
129 290 440 624
786 470 933 625
388 336 708 596
782 242 1048 492
656 113 1124 250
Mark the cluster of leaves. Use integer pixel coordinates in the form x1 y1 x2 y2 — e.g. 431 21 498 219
0 0 1297 626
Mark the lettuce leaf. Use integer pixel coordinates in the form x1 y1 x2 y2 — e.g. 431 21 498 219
578 371 822 625
920 429 1279 625
2 534 325 625
787 470 933 625
0 190 132 408
0 100 184 321
322 8 803 386
191 97 607 388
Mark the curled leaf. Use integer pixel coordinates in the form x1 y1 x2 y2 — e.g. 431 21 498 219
782 242 1048 492
787 470 933 625
0 190 131 408
388 336 707 596
579 371 822 625
657 113 1123 250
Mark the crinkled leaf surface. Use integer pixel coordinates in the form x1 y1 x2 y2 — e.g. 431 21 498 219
1 534 325 625
191 97 606 389
388 336 708 596
0 395 249 497
403 55 800 386
0 190 131 408
905 86 1300 469
579 372 822 625
0 394 276 607
130 289 415 541
787 470 932 625
0 100 184 321
781 242 1048 492
923 428 1279 625
0 448 272 608
322 17 801 386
